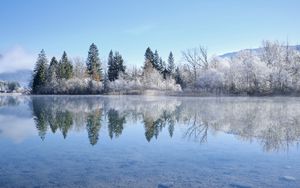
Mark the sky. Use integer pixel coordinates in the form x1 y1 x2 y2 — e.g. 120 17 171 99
0 0 299 72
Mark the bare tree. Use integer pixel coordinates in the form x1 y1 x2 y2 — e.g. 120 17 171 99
183 113 209 144
182 46 209 85
73 57 86 79
261 40 283 67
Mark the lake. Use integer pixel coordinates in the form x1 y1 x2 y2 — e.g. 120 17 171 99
0 95 299 188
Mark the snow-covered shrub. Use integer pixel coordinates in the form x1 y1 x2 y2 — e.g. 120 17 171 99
108 64 181 93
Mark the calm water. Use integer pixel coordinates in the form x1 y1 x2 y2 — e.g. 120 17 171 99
0 96 300 188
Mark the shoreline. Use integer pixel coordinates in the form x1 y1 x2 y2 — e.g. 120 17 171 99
2 92 300 97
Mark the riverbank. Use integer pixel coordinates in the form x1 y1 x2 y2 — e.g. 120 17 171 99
0 93 24 96
2 88 300 97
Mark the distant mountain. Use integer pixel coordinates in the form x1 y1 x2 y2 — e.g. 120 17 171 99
0 69 32 87
220 45 300 59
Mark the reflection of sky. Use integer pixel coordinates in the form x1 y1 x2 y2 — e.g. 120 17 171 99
0 120 299 187
0 115 36 143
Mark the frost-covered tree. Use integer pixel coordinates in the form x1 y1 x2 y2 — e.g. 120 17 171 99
58 51 73 79
103 71 109 92
261 40 292 93
114 51 126 74
86 43 102 81
142 60 181 91
289 51 300 91
160 58 169 79
30 39 300 95
73 57 86 79
177 41 300 95
107 50 116 81
182 46 209 85
108 50 126 81
32 49 48 94
143 61 157 88
153 50 162 71
48 57 58 83
144 47 154 68
174 67 185 88
167 52 175 76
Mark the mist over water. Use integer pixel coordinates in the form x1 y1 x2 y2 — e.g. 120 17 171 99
0 96 299 187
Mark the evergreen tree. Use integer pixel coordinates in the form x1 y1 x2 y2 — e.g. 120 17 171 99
160 58 169 79
57 111 73 139
108 109 126 139
86 43 102 81
143 60 154 74
114 51 126 76
144 47 154 68
167 52 175 76
58 51 73 79
175 67 185 88
107 50 117 81
32 49 48 94
32 97 48 140
168 121 175 138
144 119 155 142
153 50 161 71
86 110 102 146
108 51 126 81
48 57 58 83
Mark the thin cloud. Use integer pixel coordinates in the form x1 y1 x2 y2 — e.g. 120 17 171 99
0 46 35 73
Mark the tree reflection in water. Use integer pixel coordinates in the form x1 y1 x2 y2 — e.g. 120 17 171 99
86 109 102 145
108 109 125 139
29 96 300 152
183 114 209 144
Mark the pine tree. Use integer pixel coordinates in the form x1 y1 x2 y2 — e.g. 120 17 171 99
175 67 185 88
144 47 154 68
48 57 58 83
114 51 126 77
86 110 102 146
153 50 161 71
107 50 116 81
167 52 175 76
86 43 102 81
32 49 48 94
144 60 154 72
160 58 169 79
58 51 73 79
108 51 126 81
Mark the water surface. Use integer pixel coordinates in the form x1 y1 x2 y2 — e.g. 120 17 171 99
0 96 299 187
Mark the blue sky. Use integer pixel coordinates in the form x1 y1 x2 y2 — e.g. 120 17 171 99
0 0 299 71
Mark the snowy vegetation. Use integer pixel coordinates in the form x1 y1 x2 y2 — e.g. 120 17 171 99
31 44 180 94
178 41 300 95
31 44 104 94
31 40 300 95
0 80 21 93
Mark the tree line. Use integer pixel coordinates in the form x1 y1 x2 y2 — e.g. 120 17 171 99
31 40 300 95
32 43 104 94
31 43 179 94
178 41 300 95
